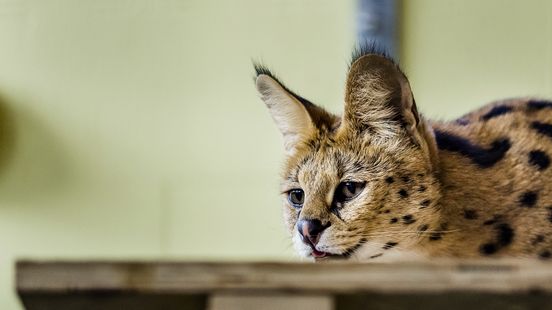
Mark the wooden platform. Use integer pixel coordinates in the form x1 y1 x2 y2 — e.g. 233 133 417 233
16 260 552 310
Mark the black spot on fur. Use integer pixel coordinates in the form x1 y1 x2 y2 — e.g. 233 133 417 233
481 105 513 121
383 209 390 214
496 223 514 247
398 189 409 198
539 250 551 260
527 100 552 111
390 218 398 224
532 235 545 246
479 223 514 256
480 243 498 255
434 130 511 168
519 191 538 208
418 224 429 232
383 242 398 250
401 176 411 183
528 150 550 170
531 121 552 139
418 185 427 192
402 215 416 224
370 253 383 259
463 209 478 220
385 176 394 184
429 233 442 241
420 199 431 208
547 207 552 223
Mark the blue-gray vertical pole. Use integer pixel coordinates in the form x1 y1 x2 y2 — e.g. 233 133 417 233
356 0 399 59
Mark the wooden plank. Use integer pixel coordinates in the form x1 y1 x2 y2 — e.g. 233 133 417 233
208 293 333 310
16 260 552 310
16 260 552 294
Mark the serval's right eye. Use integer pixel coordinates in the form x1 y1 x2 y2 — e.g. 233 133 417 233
288 189 304 208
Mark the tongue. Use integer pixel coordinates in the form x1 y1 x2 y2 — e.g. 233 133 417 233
311 249 327 258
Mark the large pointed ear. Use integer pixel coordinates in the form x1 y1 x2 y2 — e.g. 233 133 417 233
255 67 337 154
256 74 314 153
343 54 438 170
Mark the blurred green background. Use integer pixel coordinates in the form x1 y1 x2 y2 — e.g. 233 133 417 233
1 0 551 308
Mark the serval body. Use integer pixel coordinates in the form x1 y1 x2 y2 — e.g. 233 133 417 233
255 47 552 261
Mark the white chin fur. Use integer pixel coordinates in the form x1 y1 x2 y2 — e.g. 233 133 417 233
292 232 312 258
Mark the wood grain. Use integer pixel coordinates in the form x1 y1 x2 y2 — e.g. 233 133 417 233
16 260 552 310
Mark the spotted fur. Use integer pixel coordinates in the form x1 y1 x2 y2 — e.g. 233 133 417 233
255 47 552 261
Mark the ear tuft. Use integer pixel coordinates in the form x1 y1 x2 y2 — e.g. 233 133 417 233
350 42 396 69
253 62 278 82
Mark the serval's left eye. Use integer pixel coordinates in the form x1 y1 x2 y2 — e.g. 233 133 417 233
334 181 365 204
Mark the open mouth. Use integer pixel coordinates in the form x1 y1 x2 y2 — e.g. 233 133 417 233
310 238 367 260
311 248 334 259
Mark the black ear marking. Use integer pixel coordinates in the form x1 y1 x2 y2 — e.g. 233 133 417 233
480 105 513 121
434 130 511 168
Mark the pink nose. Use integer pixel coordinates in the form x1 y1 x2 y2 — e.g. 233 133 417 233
297 219 330 246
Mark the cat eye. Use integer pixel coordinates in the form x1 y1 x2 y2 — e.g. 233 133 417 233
334 181 365 205
288 189 305 208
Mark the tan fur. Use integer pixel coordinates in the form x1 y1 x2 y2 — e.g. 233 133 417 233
256 54 552 261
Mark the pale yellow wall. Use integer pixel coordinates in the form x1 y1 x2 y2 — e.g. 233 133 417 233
1 1 552 309
0 0 355 309
401 0 552 118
